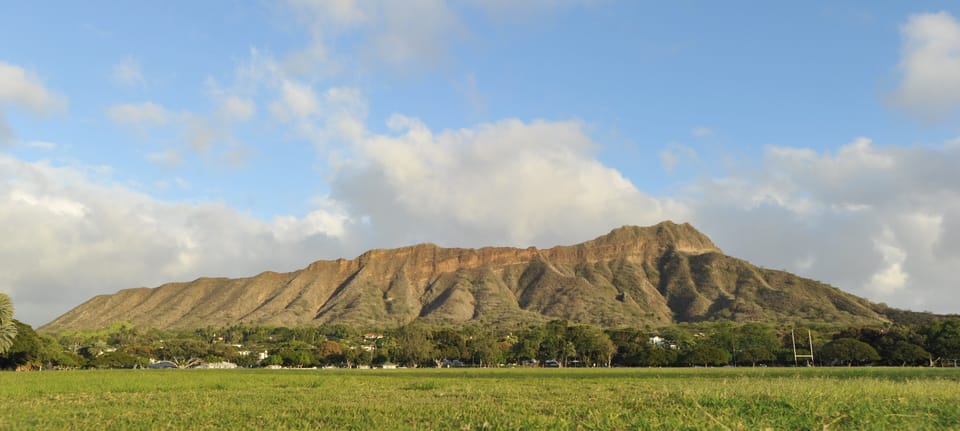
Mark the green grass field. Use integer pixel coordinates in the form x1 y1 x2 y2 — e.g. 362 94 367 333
1 368 959 430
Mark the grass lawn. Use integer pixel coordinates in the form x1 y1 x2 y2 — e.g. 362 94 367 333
1 367 959 430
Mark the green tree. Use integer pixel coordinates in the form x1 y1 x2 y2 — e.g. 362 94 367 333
0 293 17 355
851 326 931 366
921 318 960 364
0 321 56 370
607 328 647 366
347 348 373 367
637 342 678 367
432 328 468 363
736 323 780 366
279 348 315 367
537 327 568 365
159 338 208 368
89 351 144 369
821 338 880 366
468 334 504 368
234 352 262 368
568 325 615 367
659 325 696 351
263 353 284 366
682 345 730 367
105 321 138 345
510 327 544 365
883 341 931 366
317 340 344 365
394 323 435 367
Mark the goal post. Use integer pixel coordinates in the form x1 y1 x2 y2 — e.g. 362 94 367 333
792 329 814 366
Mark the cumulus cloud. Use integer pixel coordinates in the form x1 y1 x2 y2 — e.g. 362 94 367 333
0 62 66 142
268 79 367 149
892 11 960 120
272 198 351 242
869 227 909 294
106 102 171 127
261 76 682 248
0 154 353 326
332 115 682 247
686 137 960 314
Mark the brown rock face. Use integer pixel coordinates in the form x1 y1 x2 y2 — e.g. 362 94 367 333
40 221 888 331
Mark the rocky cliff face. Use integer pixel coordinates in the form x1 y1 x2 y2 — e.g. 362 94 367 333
41 221 888 331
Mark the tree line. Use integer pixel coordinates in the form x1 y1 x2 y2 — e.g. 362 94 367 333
3 314 960 370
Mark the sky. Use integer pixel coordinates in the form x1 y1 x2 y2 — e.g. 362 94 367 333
2 1 960 327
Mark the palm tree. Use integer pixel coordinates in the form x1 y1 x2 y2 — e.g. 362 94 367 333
0 293 17 355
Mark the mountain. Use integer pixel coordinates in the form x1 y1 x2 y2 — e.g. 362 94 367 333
41 221 889 331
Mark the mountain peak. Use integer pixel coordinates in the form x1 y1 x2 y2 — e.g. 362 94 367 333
586 221 721 256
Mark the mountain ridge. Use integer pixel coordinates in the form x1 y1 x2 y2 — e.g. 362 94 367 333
41 221 889 331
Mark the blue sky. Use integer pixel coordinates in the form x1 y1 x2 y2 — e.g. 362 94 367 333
2 1 960 326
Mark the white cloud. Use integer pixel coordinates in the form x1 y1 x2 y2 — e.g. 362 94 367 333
892 11 960 120
271 80 320 120
686 136 960 314
106 102 171 127
112 57 145 87
272 199 351 242
760 137 895 207
268 79 367 149
0 62 65 114
332 115 682 247
0 154 352 326
868 227 909 294
0 62 66 142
